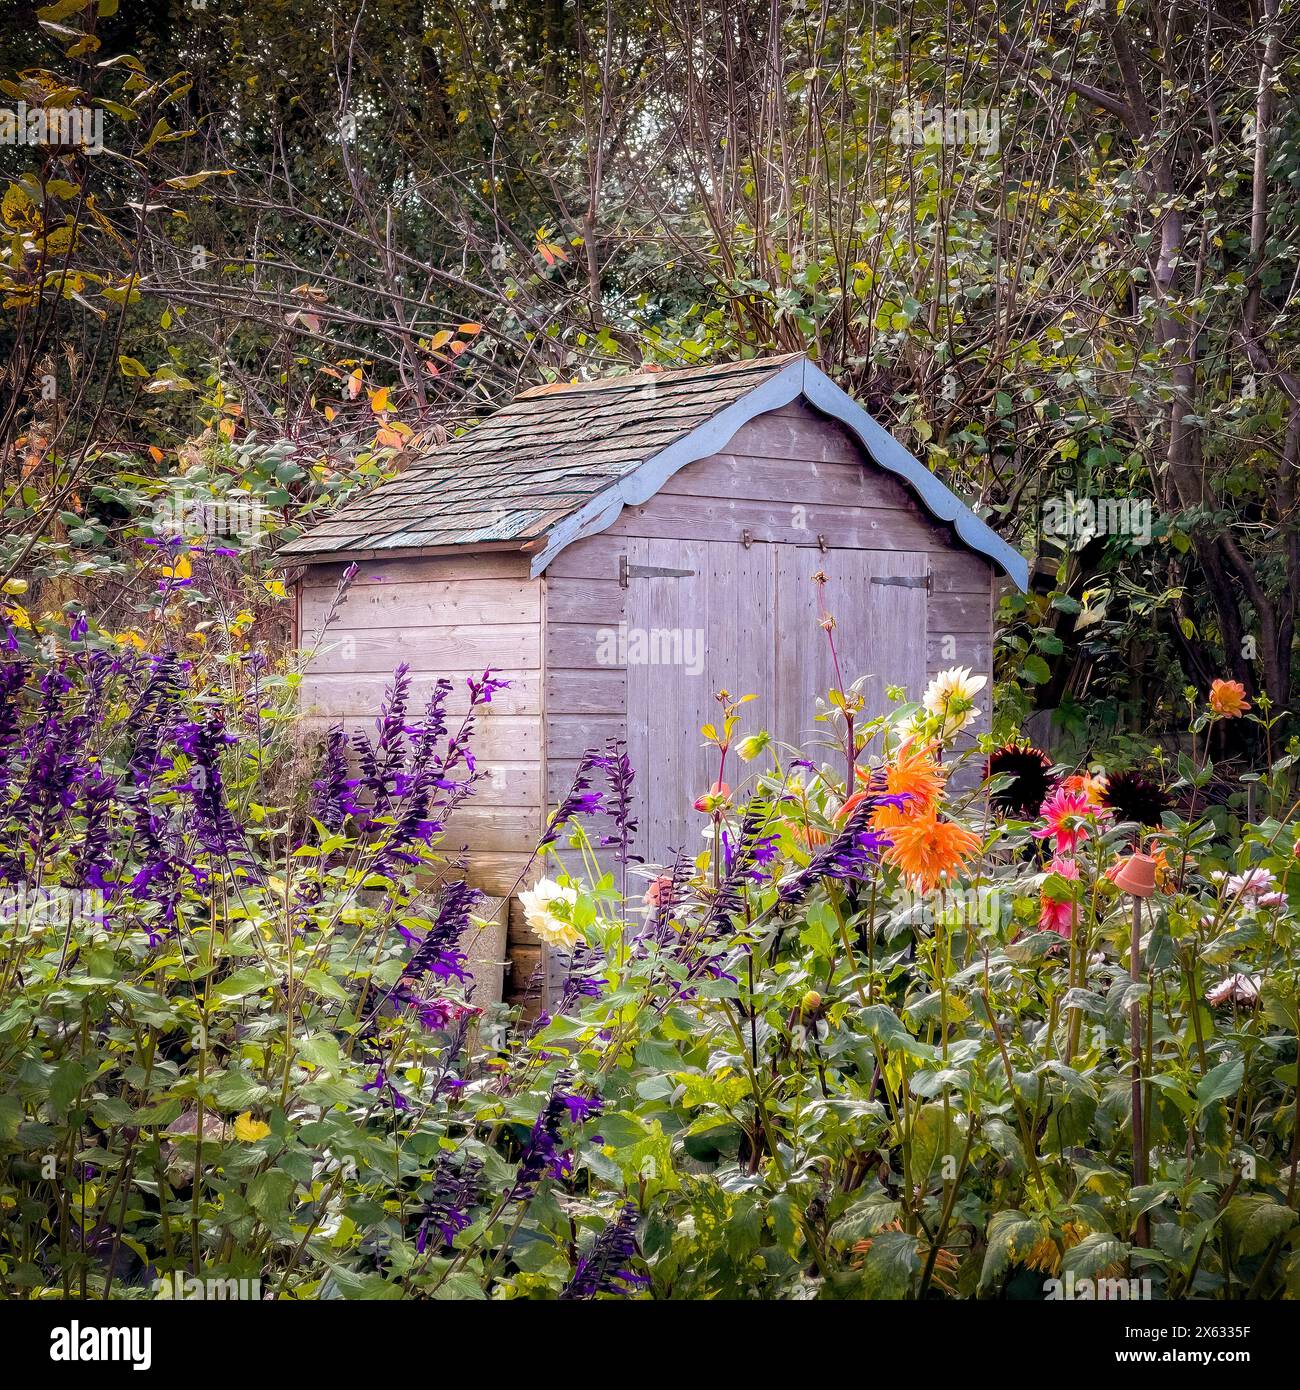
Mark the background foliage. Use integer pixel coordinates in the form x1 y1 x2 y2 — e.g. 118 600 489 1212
2 0 1298 752
2 0 1300 1303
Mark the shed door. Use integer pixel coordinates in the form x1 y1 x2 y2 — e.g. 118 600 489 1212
771 548 930 757
622 540 930 866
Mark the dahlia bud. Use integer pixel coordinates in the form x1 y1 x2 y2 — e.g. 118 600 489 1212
693 781 730 813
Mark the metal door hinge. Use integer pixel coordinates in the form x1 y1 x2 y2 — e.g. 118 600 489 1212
619 554 696 588
871 571 932 592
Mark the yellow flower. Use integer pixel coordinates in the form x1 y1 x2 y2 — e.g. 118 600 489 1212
520 878 580 950
233 1112 271 1142
3 604 31 630
1024 1233 1061 1275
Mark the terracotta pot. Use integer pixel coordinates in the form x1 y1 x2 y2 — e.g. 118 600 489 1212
1113 851 1157 898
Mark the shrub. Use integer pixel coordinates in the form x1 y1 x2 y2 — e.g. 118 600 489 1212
1 625 1297 1300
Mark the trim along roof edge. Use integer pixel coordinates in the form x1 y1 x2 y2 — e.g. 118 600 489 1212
527 358 1029 590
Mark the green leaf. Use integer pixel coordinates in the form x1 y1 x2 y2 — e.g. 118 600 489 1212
50 1059 88 1110
428 1272 487 1300
907 1103 964 1190
1061 1231 1127 1279
329 1265 405 1300
303 968 348 1003
162 170 233 190
726 1200 763 1259
37 0 93 21
798 902 836 959
211 966 274 1000
212 1069 271 1109
0 1094 21 1141
829 1193 901 1247
297 1033 344 1072
856 1228 920 1299
858 1003 936 1062
247 1168 295 1221
1222 1196 1297 1257
979 1209 1047 1291
1195 1057 1243 1110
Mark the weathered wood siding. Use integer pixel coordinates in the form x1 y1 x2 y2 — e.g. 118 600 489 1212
296 553 545 1007
542 398 996 849
294 398 998 1011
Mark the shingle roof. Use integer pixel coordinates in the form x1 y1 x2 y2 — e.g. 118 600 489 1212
280 352 1028 589
279 354 803 558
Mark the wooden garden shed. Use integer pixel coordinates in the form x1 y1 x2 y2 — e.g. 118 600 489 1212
282 353 1027 1005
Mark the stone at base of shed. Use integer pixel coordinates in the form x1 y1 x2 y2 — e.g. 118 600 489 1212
503 894 547 1021
464 895 508 1008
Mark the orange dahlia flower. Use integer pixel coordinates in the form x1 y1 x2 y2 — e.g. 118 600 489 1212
883 813 980 891
1208 679 1250 718
1062 771 1108 805
1150 844 1175 893
787 820 829 848
862 747 947 831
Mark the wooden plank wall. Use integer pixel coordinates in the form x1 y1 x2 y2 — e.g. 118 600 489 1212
542 397 996 837
292 400 999 1010
296 553 546 1008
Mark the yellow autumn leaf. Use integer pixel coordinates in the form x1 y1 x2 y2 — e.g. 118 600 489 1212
1 182 33 228
233 1112 270 1142
2 578 28 595
368 386 390 413
4 604 31 630
162 553 192 580
43 224 77 255
323 404 336 421
263 579 286 599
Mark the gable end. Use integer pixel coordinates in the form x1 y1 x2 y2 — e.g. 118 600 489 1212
527 359 1027 589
